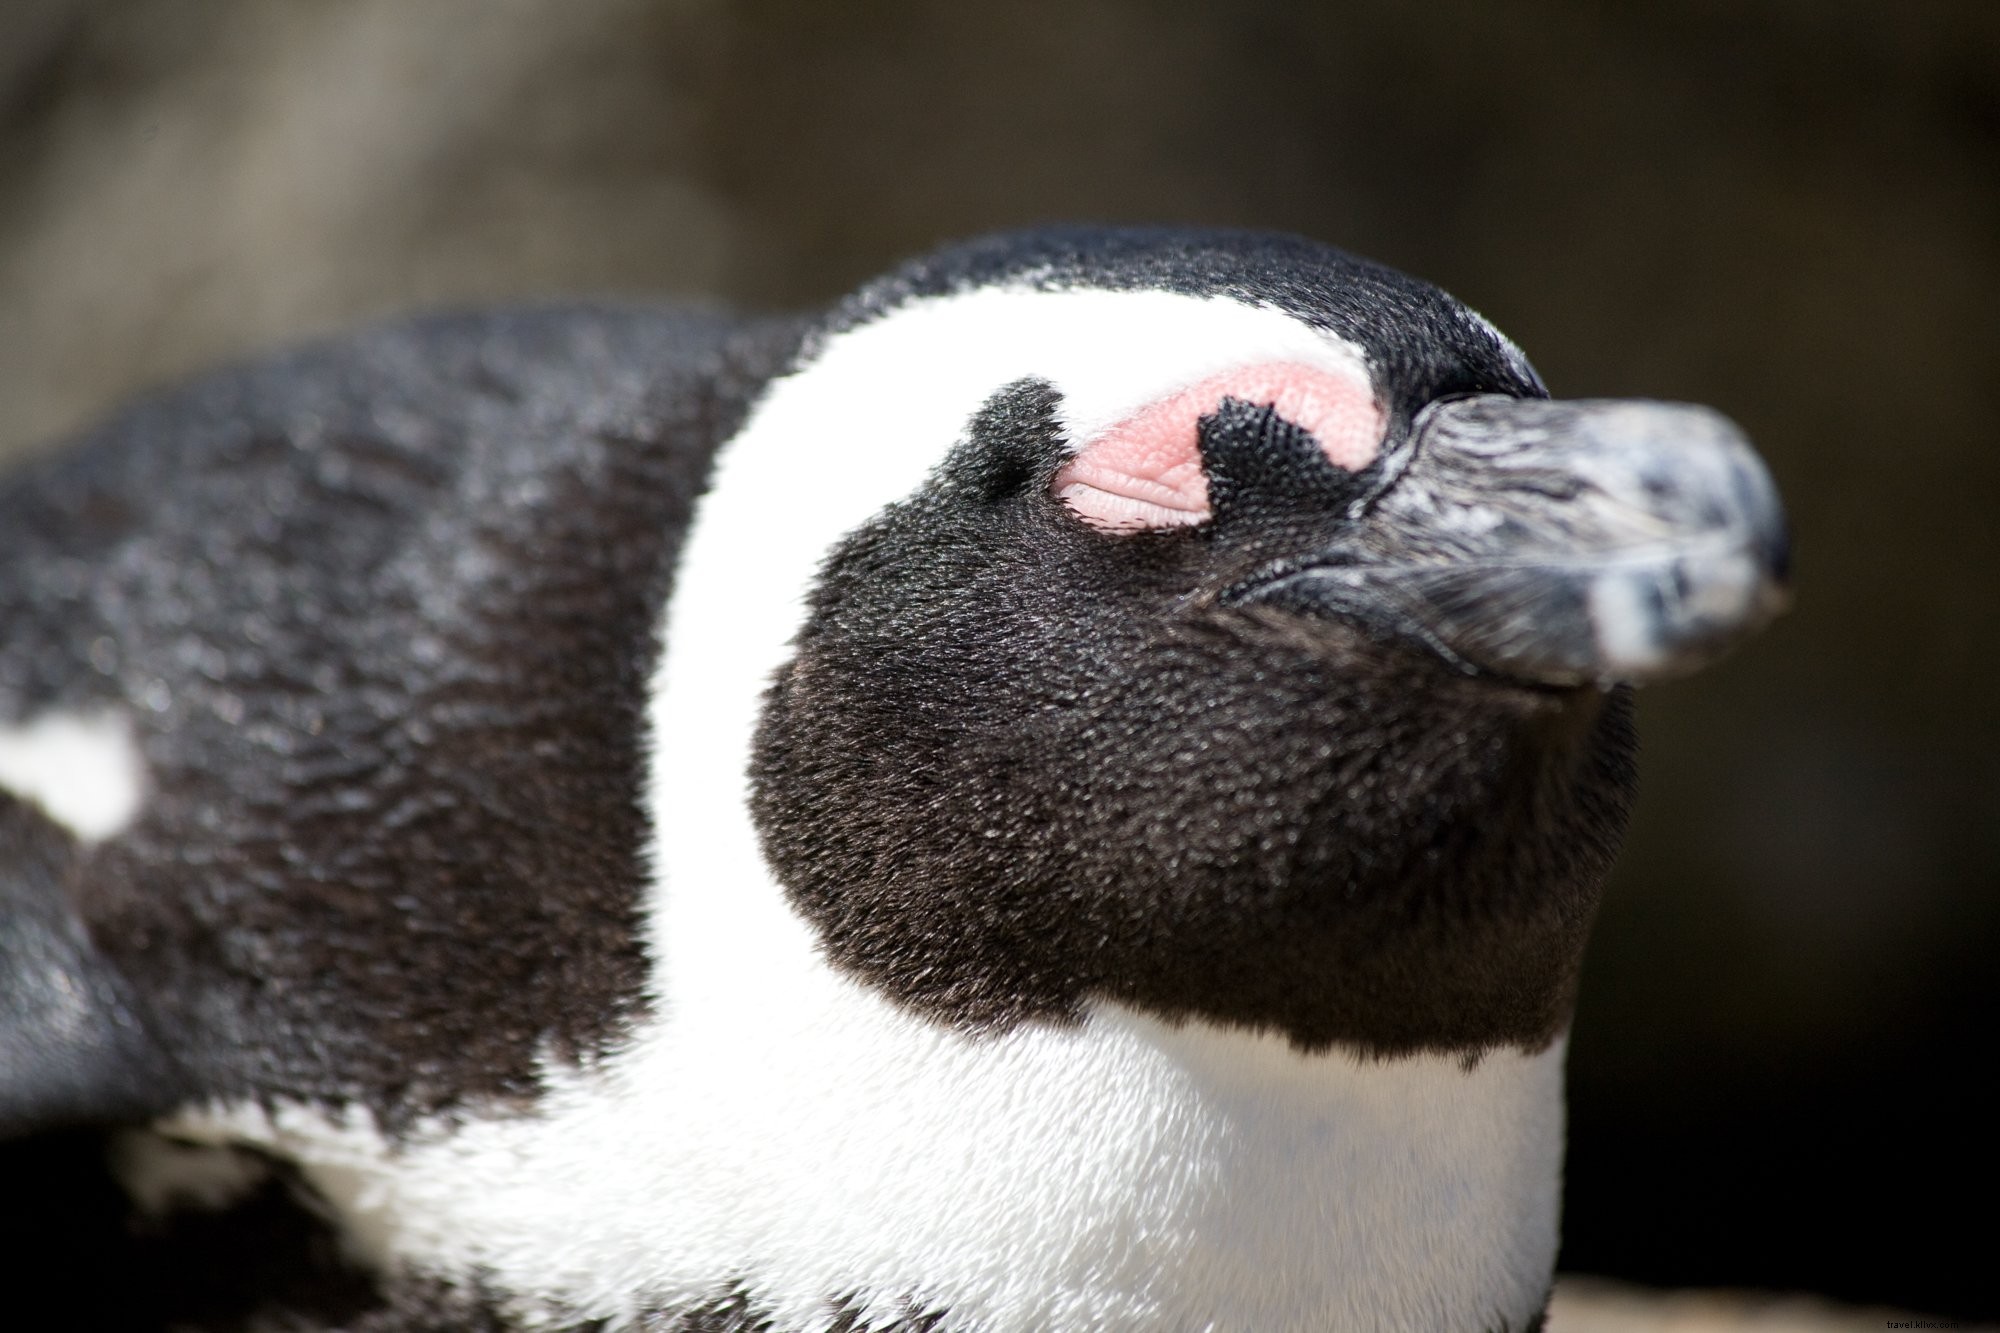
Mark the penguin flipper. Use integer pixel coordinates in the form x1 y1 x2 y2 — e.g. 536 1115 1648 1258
0 793 186 1136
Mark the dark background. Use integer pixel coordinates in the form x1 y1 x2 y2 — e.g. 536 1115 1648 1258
2 1 1993 1320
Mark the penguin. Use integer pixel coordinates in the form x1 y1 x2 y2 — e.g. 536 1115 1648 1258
0 227 1788 1332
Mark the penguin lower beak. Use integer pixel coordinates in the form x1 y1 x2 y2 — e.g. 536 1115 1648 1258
1228 395 1791 687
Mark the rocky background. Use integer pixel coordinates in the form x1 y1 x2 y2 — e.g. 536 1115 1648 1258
2 1 1994 1324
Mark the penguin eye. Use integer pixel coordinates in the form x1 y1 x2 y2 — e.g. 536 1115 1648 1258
1052 361 1384 534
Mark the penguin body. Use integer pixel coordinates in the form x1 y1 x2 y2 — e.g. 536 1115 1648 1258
0 229 1786 1331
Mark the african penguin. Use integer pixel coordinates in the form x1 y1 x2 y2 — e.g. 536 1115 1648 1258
0 227 1788 1332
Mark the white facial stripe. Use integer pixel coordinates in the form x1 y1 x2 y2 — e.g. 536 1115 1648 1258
828 286 1377 454
0 708 146 843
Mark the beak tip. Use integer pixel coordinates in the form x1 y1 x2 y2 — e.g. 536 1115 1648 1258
1585 536 1791 687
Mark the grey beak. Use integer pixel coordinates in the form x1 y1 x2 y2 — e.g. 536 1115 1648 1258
1230 395 1790 687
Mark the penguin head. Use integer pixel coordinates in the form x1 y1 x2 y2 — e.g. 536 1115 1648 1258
737 227 1786 1057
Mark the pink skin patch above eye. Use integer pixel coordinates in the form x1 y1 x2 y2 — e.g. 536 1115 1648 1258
1052 361 1384 533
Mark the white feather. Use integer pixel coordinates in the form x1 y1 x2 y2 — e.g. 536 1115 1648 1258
0 708 146 843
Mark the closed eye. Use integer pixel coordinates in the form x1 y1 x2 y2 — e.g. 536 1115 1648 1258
1051 361 1384 534
1052 455 1208 530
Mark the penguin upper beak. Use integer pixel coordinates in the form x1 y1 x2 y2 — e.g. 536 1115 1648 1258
1226 395 1791 687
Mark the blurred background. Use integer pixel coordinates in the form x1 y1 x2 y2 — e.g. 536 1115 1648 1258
1 0 1993 1324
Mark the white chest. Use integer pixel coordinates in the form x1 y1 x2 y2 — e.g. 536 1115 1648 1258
190 990 1565 1332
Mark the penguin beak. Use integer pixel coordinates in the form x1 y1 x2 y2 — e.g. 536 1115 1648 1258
1227 395 1791 687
